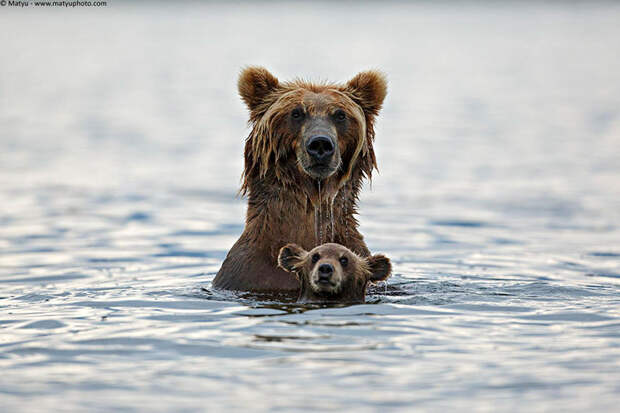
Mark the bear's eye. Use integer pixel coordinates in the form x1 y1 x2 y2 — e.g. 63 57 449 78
334 110 346 122
339 256 348 267
291 108 304 120
311 253 320 263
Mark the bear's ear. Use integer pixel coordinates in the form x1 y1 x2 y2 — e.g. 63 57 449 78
366 254 392 283
238 66 280 113
278 243 307 273
345 70 387 116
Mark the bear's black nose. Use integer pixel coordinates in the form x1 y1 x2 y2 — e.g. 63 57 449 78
318 263 334 283
318 263 334 274
306 136 335 162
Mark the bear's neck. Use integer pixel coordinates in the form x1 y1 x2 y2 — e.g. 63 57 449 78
242 170 368 260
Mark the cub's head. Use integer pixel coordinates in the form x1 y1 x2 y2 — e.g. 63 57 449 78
278 243 391 304
238 67 387 191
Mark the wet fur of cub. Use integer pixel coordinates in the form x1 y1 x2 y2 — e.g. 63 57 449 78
278 243 391 304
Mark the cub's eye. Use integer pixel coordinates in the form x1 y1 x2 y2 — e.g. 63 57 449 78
339 256 348 267
291 108 304 120
311 253 320 263
334 110 346 122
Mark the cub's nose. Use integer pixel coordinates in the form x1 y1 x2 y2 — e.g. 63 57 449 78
318 263 334 274
318 263 334 283
306 136 335 162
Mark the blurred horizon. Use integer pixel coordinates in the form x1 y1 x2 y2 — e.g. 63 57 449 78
1 1 620 411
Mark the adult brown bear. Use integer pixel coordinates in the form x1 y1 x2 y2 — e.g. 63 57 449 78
213 67 387 293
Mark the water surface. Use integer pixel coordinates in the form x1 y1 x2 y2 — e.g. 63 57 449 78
1 2 620 412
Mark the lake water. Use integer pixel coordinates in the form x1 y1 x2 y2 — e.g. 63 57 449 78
1 1 620 411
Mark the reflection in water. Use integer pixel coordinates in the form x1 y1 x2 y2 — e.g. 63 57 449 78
1 1 620 412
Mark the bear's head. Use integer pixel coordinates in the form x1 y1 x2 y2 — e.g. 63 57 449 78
278 243 391 303
238 67 387 192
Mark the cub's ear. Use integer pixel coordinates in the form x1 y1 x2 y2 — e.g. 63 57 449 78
238 66 280 113
278 243 307 272
366 254 392 283
345 70 387 116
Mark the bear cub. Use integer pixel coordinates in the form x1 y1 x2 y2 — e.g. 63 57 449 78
278 243 391 304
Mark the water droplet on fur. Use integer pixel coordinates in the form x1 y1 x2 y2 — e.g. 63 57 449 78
329 195 335 243
341 189 349 242
314 206 319 246
314 181 323 245
317 180 323 244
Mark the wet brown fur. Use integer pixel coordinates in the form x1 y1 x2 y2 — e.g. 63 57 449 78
213 67 387 293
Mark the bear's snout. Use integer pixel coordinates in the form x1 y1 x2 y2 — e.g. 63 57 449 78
306 136 335 163
317 263 334 283
298 116 340 179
